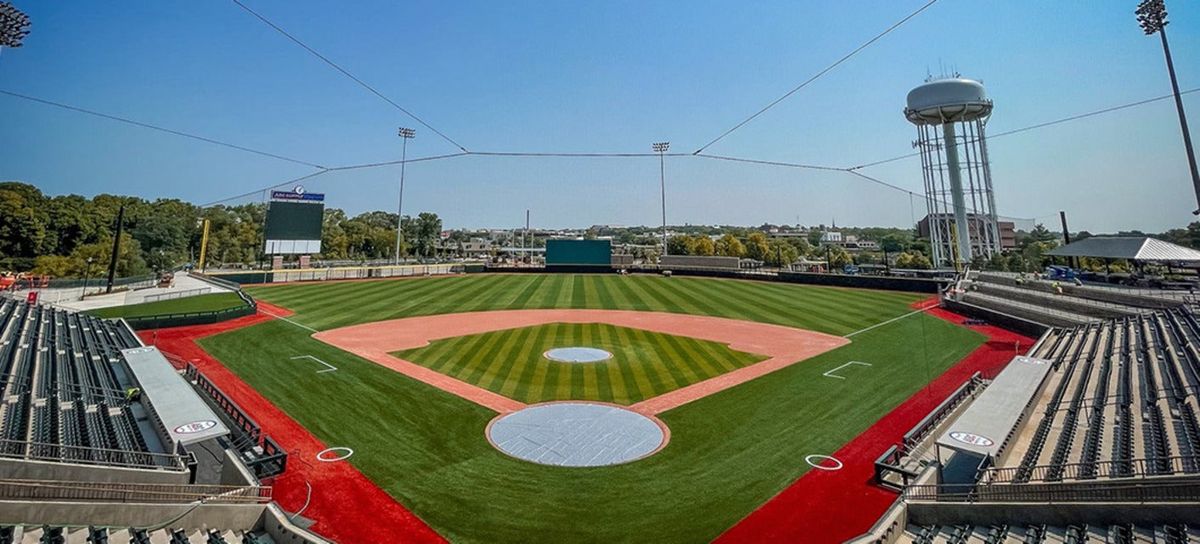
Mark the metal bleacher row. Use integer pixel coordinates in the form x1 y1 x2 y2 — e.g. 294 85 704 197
895 522 1199 544
990 306 1200 483
0 298 168 469
0 525 277 544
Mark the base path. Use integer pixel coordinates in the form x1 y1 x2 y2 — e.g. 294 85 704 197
312 309 849 415
139 301 446 544
714 300 1035 544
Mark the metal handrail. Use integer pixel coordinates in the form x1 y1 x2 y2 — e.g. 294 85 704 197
0 438 186 471
0 478 270 504
982 455 1200 484
903 479 1200 503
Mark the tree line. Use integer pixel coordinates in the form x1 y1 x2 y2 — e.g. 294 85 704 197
0 182 442 278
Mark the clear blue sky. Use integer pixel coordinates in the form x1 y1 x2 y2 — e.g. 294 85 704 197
1 0 1197 233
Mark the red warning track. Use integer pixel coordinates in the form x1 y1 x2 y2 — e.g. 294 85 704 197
138 301 446 544
714 300 1036 544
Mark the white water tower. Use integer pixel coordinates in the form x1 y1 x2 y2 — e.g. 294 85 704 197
905 78 1002 268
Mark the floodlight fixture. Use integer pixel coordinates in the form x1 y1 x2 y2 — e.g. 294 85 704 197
0 2 31 49
1136 0 1167 35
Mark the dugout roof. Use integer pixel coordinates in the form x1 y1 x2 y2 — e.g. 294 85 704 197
936 355 1053 458
1046 237 1200 264
122 346 230 446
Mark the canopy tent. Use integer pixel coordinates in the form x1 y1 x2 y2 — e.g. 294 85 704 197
1046 237 1200 264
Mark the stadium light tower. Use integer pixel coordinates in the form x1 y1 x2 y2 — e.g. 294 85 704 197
394 127 416 264
1137 0 1200 215
652 142 670 257
0 2 32 54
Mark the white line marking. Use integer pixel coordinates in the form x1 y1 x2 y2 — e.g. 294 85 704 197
259 308 319 333
316 447 353 462
290 355 338 373
804 454 843 471
822 361 872 380
843 302 938 338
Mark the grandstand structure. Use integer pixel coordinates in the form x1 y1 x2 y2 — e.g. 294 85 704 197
0 297 324 543
863 292 1200 543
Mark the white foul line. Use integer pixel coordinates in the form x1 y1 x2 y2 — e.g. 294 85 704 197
843 302 938 338
290 355 338 373
259 307 319 333
822 361 872 380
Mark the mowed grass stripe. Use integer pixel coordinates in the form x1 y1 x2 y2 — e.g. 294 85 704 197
475 326 535 390
596 322 631 403
628 324 686 391
248 274 929 335
506 323 554 401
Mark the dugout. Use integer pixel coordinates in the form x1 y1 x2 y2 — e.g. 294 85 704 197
545 239 613 272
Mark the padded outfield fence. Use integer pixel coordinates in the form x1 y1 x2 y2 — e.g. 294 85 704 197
483 264 950 294
207 263 463 285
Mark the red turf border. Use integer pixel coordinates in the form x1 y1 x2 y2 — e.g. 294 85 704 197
713 299 1036 544
138 302 446 544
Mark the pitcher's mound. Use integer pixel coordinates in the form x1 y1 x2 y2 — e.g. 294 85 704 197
543 347 612 363
487 402 667 467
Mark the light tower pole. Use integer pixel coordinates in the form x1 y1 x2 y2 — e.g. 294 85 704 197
1137 0 1200 214
394 127 416 264
0 2 31 56
652 142 670 257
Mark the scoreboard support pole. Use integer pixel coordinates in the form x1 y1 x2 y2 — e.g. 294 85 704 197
198 219 211 272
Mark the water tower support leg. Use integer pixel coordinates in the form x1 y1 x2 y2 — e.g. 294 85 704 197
942 122 972 268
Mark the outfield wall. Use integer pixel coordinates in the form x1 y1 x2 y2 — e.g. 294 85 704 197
207 263 461 285
480 265 948 294
940 298 1051 337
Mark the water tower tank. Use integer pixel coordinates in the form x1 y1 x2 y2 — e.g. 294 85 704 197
905 78 992 125
904 76 1001 269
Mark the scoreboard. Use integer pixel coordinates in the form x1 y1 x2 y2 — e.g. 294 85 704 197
264 189 324 255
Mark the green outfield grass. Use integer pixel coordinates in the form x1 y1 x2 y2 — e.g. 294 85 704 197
394 322 766 405
196 274 984 543
89 292 245 319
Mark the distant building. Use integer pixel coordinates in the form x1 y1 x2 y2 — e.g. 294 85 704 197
918 214 1016 251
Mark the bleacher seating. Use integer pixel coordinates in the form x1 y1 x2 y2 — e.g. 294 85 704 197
991 306 1200 483
0 299 167 468
952 271 1188 329
894 522 1199 543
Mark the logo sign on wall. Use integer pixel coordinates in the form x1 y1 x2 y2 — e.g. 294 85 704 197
174 420 218 435
949 431 995 448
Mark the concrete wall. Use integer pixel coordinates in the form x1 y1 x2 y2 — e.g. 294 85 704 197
0 457 189 485
0 500 264 529
660 255 741 270
941 298 1052 338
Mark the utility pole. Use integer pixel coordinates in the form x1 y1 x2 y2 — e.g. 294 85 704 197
1059 210 1078 270
105 205 125 294
652 142 670 257
394 127 416 264
1137 0 1200 214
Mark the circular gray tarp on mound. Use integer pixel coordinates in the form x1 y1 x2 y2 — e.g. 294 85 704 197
543 347 613 363
488 403 666 467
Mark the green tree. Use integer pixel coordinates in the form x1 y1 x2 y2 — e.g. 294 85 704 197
714 234 746 258
689 236 716 256
744 232 770 261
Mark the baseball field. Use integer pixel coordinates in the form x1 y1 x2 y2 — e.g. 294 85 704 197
196 274 984 543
